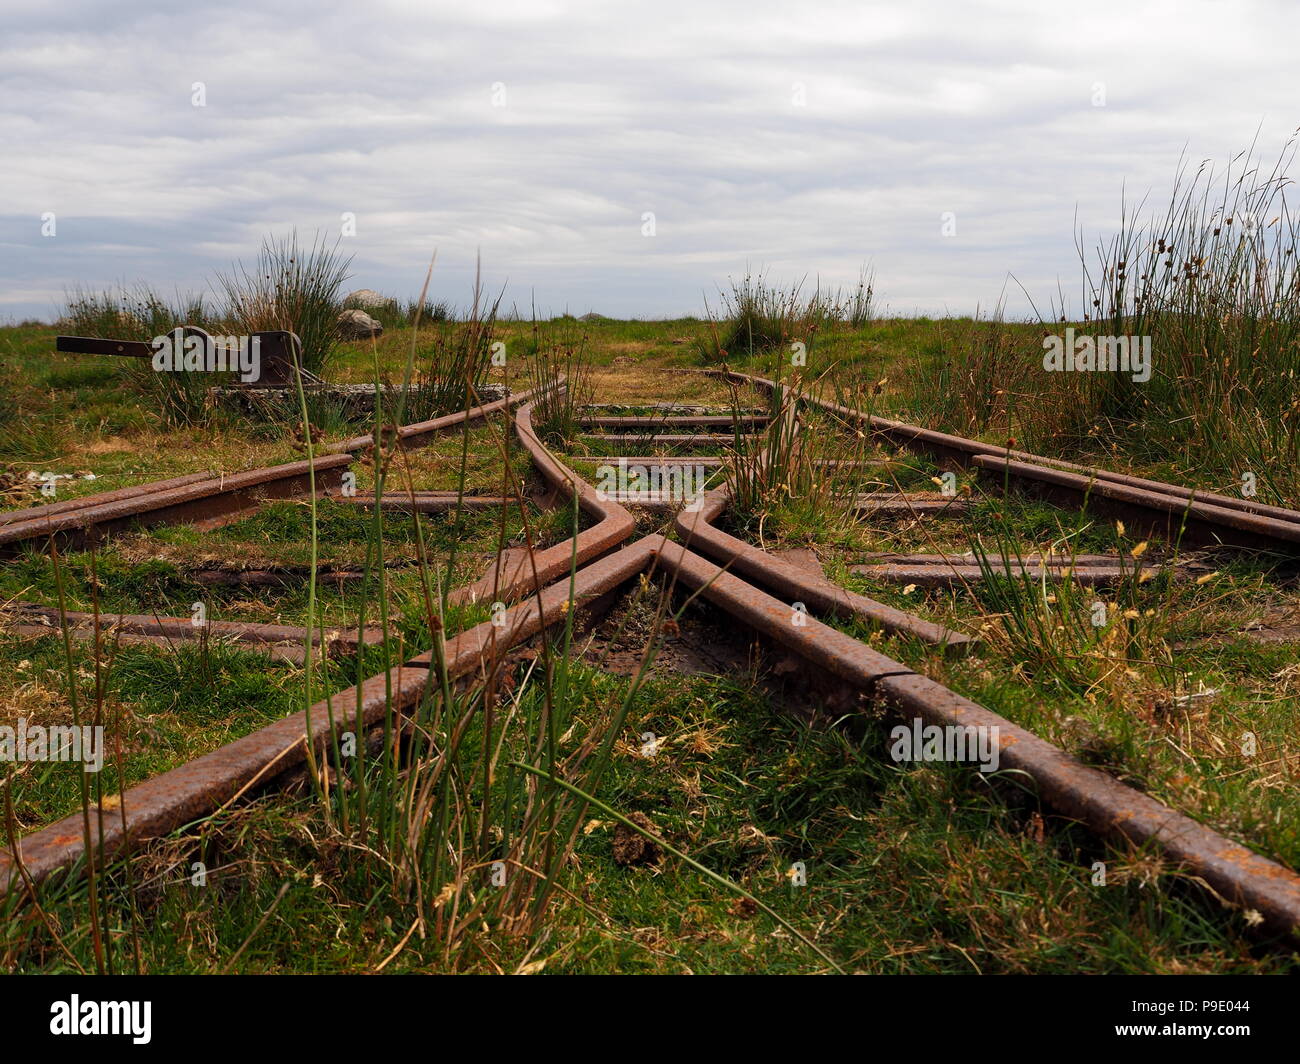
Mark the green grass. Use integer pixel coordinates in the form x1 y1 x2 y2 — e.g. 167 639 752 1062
5 648 1290 973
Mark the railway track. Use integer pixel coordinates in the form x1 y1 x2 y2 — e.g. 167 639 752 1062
4 374 1300 950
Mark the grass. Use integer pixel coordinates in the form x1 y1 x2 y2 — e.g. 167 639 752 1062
216 231 353 379
5 645 1290 973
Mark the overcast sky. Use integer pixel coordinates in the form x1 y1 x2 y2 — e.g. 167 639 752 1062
2 0 1297 322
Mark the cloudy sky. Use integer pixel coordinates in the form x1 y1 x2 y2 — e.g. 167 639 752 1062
2 0 1297 321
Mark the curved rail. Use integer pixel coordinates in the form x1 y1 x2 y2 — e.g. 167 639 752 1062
449 401 637 605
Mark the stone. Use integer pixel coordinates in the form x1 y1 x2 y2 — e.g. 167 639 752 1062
343 289 390 309
336 308 383 340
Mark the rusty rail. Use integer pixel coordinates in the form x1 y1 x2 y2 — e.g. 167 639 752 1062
710 369 1300 554
578 455 725 468
12 528 1300 938
0 384 549 555
581 433 757 448
580 414 770 430
649 535 1300 938
449 402 636 605
3 604 383 660
0 537 658 889
853 492 970 517
337 492 517 513
675 488 973 651
0 454 352 555
0 473 214 527
851 562 1165 589
972 455 1300 551
324 380 555 455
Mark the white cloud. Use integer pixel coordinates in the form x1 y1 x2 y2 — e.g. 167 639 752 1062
1 0 1296 321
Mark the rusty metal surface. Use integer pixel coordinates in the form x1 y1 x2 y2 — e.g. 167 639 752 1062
999 450 1300 524
648 537 1300 938
0 660 431 889
851 563 1164 589
578 455 725 468
4 604 383 655
0 454 352 554
652 538 914 682
576 456 869 469
973 455 1300 551
56 335 153 359
14 525 1298 937
0 538 660 891
7 497 1299 941
57 330 304 388
239 331 301 387
450 401 636 606
412 536 661 671
8 366 1299 945
582 433 755 448
0 473 215 526
598 492 684 511
853 493 969 517
326 381 557 455
712 368 1300 550
674 489 973 652
856 551 1130 565
876 671 1300 937
0 384 597 888
337 492 515 513
580 415 770 430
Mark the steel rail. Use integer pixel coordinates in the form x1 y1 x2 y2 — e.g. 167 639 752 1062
580 433 758 447
853 493 970 516
0 474 215 527
972 454 1300 550
3 604 383 658
0 385 550 554
579 415 771 430
324 380 556 455
675 488 974 651
337 492 517 513
0 385 589 887
448 402 637 605
646 537 1300 939
577 455 725 468
13 531 1300 938
710 370 1300 552
0 537 659 890
851 562 1166 589
0 454 353 555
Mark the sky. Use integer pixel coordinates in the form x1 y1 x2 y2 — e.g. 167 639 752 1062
2 0 1298 322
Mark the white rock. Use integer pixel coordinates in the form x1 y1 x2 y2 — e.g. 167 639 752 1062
343 289 391 309
336 309 384 340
